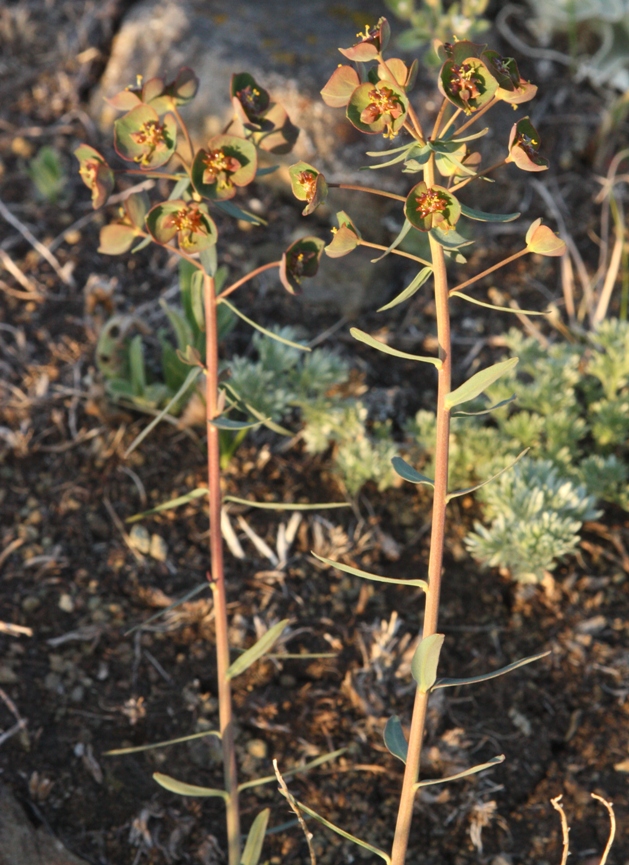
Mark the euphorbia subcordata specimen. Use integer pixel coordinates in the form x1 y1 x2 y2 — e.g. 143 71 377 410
288 19 565 865
75 68 344 865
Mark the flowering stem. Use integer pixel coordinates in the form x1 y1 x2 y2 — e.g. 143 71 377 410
359 240 432 268
329 183 405 202
449 158 507 193
117 169 183 181
217 260 281 300
390 151 451 865
453 97 497 138
378 54 425 143
173 104 195 164
204 271 241 865
438 107 462 140
448 248 528 295
431 98 449 140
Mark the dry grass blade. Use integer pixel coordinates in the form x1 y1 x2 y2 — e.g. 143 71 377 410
550 795 570 865
0 196 74 286
591 794 616 865
273 759 317 865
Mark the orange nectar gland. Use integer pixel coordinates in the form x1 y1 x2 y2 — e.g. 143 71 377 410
202 149 240 185
170 206 207 247
79 160 100 187
416 189 449 219
298 170 318 201
130 120 168 164
360 86 404 138
449 63 482 103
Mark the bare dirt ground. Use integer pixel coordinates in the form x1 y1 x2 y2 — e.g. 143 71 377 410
0 3 627 864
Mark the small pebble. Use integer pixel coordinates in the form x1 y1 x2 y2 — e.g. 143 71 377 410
149 533 168 561
58 593 74 613
246 738 268 760
129 524 150 554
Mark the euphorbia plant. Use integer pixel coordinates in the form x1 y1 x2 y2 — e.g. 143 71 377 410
288 19 567 865
76 69 341 865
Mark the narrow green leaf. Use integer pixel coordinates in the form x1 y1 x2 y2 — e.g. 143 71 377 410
411 634 445 693
366 143 413 157
296 800 392 864
434 650 551 689
445 357 518 409
378 267 433 312
446 449 528 501
452 395 516 417
413 755 505 791
365 147 415 170
226 620 289 680
214 198 266 225
105 728 220 755
161 300 194 352
210 417 264 430
168 175 191 199
238 748 346 792
384 716 408 764
391 456 434 486
126 487 207 523
124 367 201 457
460 204 520 223
446 127 490 144
131 235 152 253
219 299 310 351
451 291 549 316
241 809 270 865
430 226 474 250
256 165 279 177
153 773 229 800
312 552 427 590
370 219 412 263
350 328 442 368
190 269 205 331
124 582 209 635
224 496 349 511
129 334 146 395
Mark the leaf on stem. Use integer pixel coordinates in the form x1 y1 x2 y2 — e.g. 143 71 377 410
224 496 350 511
218 298 311 350
325 211 361 259
384 715 408 763
445 448 528 501
153 773 229 799
296 799 392 864
430 225 474 250
209 416 264 430
241 809 270 865
370 219 412 263
226 619 290 680
434 650 551 689
460 203 520 223
312 552 428 590
127 488 207 523
412 755 505 791
105 729 220 756
378 266 433 311
525 218 567 257
391 456 434 487
350 328 442 367
445 357 518 409
213 199 266 225
238 748 346 792
450 291 548 316
452 395 516 417
411 633 445 693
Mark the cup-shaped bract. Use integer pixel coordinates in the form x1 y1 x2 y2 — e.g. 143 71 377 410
146 200 218 253
439 56 498 115
231 72 271 127
339 16 390 62
165 67 199 107
114 104 177 169
325 211 361 258
377 57 417 90
192 135 257 200
256 102 300 154
405 182 461 232
480 50 520 92
289 162 329 216
506 117 548 172
525 218 566 257
279 236 325 294
74 144 114 209
347 80 408 137
98 190 151 255
321 65 360 108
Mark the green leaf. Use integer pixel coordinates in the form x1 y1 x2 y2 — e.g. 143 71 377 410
370 219 412 263
124 367 201 457
226 620 289 680
241 809 270 865
189 270 205 332
452 395 516 417
124 582 209 635
325 211 361 259
218 299 311 350
169 174 191 199
296 800 391 864
98 223 139 256
126 487 207 523
434 651 551 689
105 728 220 756
378 267 433 312
366 144 417 170
350 328 442 368
213 199 266 226
446 449 528 501
411 634 445 693
450 291 548 316
413 755 505 791
255 165 279 177
210 417 264 430
312 552 428 590
460 204 520 223
162 300 194 352
153 773 228 800
238 749 346 792
223 496 349 511
384 716 408 763
445 357 518 409
391 456 434 486
430 225 474 250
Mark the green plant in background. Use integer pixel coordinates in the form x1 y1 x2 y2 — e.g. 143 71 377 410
76 68 347 865
27 145 67 203
288 17 573 864
385 0 490 63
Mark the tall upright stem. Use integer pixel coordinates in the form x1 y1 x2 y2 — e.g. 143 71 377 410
204 273 241 865
390 156 452 865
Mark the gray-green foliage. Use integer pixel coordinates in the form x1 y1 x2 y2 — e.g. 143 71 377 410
27 145 67 203
408 321 629 581
385 0 490 60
